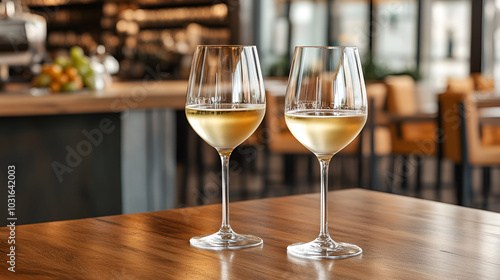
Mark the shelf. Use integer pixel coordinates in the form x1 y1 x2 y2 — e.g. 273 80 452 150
26 0 239 79
135 20 229 30
137 0 217 9
26 0 101 7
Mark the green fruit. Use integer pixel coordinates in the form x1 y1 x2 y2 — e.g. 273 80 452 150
61 81 78 92
73 55 89 66
55 56 71 68
36 73 52 87
75 63 91 76
83 74 96 90
70 46 85 60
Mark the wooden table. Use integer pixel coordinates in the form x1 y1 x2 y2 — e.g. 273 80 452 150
476 94 500 125
1 189 499 279
475 94 500 108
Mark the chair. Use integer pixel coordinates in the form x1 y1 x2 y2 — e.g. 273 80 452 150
438 92 500 208
446 77 475 94
340 82 392 189
262 81 314 196
446 76 500 146
471 73 495 92
384 75 438 194
264 90 309 155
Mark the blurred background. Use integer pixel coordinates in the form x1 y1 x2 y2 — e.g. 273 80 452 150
2 0 500 224
5 0 499 89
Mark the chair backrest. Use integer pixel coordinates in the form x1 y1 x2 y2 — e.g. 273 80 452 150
265 91 287 136
471 73 495 92
446 77 475 94
366 82 387 112
384 75 437 144
385 75 417 116
341 82 391 156
438 92 481 163
264 86 310 154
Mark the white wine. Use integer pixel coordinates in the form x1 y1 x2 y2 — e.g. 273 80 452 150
186 104 265 150
285 109 366 156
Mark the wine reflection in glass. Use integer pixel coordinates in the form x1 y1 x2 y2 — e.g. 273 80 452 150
284 46 367 259
185 45 266 250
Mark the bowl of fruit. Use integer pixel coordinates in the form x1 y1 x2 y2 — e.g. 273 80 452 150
32 46 97 93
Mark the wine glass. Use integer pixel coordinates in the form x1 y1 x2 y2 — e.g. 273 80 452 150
284 46 367 259
185 45 266 250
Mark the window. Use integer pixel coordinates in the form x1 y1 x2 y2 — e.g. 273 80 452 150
332 0 370 56
421 0 471 90
373 0 418 72
484 0 500 86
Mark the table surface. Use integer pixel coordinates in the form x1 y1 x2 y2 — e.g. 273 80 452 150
0 80 188 116
476 94 500 108
1 189 499 279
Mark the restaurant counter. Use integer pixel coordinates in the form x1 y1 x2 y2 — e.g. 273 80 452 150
0 80 188 224
0 80 187 116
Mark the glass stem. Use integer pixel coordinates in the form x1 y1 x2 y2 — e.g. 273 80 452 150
219 150 233 233
318 157 332 240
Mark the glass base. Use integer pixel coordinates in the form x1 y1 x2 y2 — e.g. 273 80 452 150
287 237 362 259
190 230 263 250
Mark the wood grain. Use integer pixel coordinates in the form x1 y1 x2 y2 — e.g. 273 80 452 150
0 80 187 117
1 189 499 279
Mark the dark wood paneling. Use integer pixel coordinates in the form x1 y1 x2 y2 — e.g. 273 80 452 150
0 113 122 224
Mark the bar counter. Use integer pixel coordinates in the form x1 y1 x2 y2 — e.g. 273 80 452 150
1 189 499 279
0 80 188 116
0 80 188 222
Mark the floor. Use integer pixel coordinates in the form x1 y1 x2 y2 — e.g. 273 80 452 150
177 135 500 213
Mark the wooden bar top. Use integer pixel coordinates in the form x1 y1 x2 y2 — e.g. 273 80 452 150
0 80 188 117
1 189 500 279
